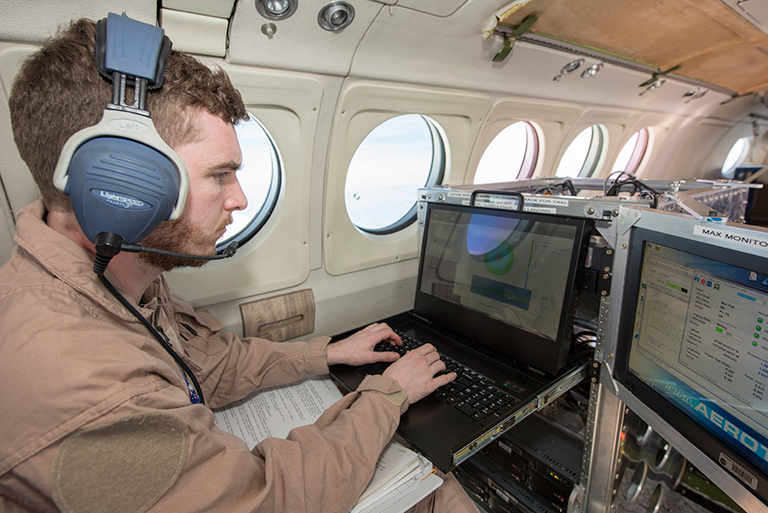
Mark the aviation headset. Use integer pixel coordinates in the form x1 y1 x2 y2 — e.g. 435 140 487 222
51 13 237 277
52 13 188 252
48 13 242 404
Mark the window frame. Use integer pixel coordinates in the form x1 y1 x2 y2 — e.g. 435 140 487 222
554 124 607 179
579 125 605 178
216 114 283 252
323 81 491 276
721 136 752 177
346 114 446 235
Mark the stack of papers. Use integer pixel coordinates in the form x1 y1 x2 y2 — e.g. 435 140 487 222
213 375 344 445
213 375 442 513
351 442 441 513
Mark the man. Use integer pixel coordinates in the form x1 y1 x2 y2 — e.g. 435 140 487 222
0 17 477 513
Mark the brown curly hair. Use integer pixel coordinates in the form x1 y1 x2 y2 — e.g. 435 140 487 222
9 18 248 213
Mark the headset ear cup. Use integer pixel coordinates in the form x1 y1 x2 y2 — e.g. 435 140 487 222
66 136 181 244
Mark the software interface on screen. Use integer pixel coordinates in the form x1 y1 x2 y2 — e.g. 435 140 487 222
629 242 768 483
419 209 578 341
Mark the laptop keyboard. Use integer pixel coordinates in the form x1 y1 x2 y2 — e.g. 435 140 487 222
373 329 520 424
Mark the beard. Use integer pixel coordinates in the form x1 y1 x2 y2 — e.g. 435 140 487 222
138 214 232 272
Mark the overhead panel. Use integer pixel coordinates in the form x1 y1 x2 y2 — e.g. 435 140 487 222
160 9 229 57
159 0 234 58
496 0 768 95
228 0 382 75
722 0 768 34
350 0 728 114
395 0 469 17
162 0 235 19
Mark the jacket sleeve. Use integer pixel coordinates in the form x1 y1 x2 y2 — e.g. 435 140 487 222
158 291 410 511
146 374 404 513
170 294 331 409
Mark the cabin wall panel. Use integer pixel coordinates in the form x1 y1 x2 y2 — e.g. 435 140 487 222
161 0 235 19
612 112 684 178
662 119 736 181
323 79 491 276
0 45 41 223
549 108 644 179
704 117 768 177
204 261 419 341
395 0 469 17
0 44 42 267
468 99 689 182
309 77 344 272
628 115 700 180
160 9 228 58
467 97 583 183
753 125 768 170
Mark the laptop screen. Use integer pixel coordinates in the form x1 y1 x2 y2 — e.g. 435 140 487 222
415 203 588 374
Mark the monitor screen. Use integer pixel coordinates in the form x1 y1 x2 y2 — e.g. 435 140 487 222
415 203 589 374
615 226 768 504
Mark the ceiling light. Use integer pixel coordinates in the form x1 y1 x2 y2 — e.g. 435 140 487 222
581 62 604 78
255 0 297 20
685 89 708 103
639 79 665 96
318 1 355 32
553 58 584 81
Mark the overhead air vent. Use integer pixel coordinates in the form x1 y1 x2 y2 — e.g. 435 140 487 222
255 0 298 21
318 1 355 32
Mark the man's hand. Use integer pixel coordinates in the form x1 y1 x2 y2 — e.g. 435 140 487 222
326 323 403 367
383 344 456 404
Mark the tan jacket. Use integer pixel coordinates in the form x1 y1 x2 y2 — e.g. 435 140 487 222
0 201 407 513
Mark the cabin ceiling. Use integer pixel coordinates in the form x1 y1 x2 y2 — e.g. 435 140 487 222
499 0 768 96
2 0 768 112
0 0 156 42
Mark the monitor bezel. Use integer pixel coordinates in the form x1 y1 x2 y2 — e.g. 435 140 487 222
614 225 768 506
414 202 590 375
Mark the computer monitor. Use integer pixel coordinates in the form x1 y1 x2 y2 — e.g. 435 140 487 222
614 217 768 506
415 203 590 375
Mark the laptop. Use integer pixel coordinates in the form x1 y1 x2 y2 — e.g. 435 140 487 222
330 201 592 471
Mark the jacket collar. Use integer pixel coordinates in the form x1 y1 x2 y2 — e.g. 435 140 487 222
13 200 160 322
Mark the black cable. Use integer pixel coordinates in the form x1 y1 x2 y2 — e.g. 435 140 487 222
603 171 660 207
603 171 633 196
98 272 205 405
572 329 597 345
92 232 205 404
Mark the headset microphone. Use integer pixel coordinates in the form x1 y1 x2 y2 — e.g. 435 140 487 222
121 240 240 260
93 231 239 274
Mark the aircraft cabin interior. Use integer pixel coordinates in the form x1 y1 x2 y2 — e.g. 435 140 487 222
3 0 768 512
